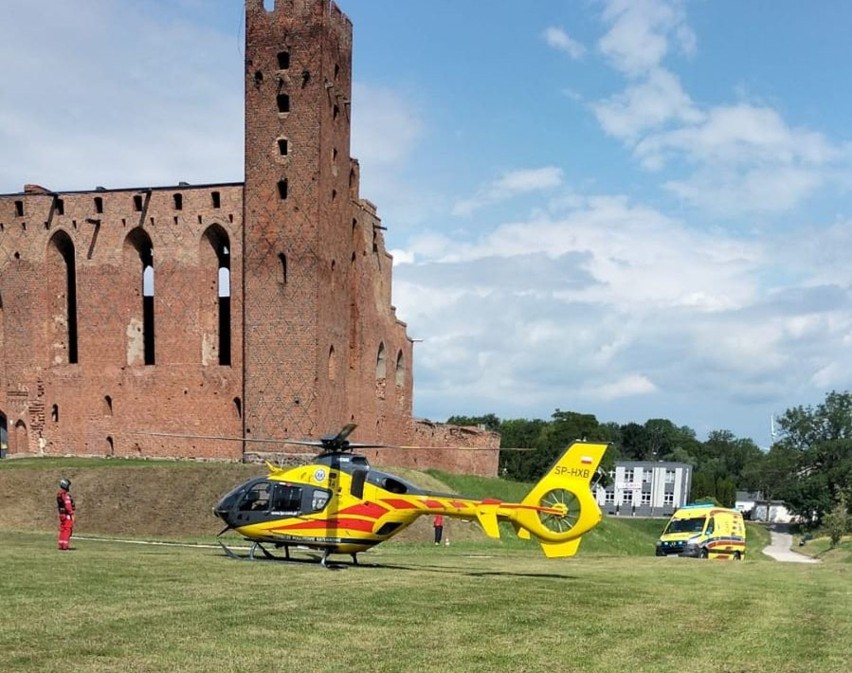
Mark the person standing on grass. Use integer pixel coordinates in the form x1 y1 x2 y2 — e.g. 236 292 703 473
56 478 75 550
433 514 444 545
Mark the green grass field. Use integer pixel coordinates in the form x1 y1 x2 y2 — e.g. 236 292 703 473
0 459 849 672
1 530 849 672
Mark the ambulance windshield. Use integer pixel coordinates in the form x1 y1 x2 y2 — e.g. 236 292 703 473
665 516 706 534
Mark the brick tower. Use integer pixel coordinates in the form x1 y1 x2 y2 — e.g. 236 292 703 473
243 0 413 443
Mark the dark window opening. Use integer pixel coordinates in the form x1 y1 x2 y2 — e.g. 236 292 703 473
139 243 155 366
55 199 65 216
334 63 340 79
14 200 24 217
301 70 310 87
278 253 287 284
211 191 221 208
332 189 337 200
233 397 242 419
104 395 113 415
217 245 231 367
278 138 289 156
277 179 288 200
333 104 339 119
277 93 290 113
53 232 79 364
277 51 290 69
133 195 143 211
107 436 114 456
173 193 183 210
51 404 59 422
94 197 103 214
254 70 263 87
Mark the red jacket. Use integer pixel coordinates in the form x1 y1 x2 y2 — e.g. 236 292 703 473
57 490 75 518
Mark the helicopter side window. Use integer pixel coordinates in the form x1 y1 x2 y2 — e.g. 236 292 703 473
239 482 271 512
270 484 302 513
310 489 330 512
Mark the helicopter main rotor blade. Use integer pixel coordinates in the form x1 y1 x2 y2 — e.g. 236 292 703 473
136 431 315 446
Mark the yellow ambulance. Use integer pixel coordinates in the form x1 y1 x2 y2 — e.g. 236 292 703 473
655 503 746 560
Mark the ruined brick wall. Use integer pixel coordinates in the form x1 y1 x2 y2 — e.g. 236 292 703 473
0 183 244 459
0 0 499 476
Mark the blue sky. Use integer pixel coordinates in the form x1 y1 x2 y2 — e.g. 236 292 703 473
1 0 850 445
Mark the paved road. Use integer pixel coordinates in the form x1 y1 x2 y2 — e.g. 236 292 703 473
762 524 820 563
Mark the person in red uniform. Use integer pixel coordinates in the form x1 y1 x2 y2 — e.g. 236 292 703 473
433 514 444 545
56 478 75 550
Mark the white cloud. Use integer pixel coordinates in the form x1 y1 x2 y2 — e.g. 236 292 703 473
543 27 586 59
592 68 702 142
592 374 657 400
598 0 695 77
452 167 564 216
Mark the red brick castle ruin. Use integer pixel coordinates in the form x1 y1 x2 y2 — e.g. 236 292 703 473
0 0 498 474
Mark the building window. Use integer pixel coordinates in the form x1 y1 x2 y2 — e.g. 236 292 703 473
641 491 652 505
642 469 652 483
277 51 290 69
14 200 24 217
133 195 143 211
55 198 65 216
278 253 287 284
277 94 290 113
375 342 387 380
277 180 288 200
48 230 79 365
623 468 634 484
173 193 183 210
211 191 221 209
665 470 675 484
663 493 674 506
278 138 289 156
395 350 405 386
94 196 103 214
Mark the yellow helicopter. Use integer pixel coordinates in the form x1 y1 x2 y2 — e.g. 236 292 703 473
212 424 609 567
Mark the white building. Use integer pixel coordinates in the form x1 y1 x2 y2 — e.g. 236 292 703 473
595 461 692 517
735 491 796 523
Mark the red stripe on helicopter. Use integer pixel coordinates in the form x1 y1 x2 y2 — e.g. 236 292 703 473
272 518 377 533
382 498 421 510
338 502 389 518
421 499 444 509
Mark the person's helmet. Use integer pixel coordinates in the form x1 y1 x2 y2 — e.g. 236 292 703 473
59 478 71 491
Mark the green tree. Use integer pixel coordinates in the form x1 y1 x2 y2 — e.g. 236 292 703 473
775 390 852 523
824 495 849 547
446 413 501 432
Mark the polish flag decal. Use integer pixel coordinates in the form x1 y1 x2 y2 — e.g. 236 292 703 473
581 456 593 465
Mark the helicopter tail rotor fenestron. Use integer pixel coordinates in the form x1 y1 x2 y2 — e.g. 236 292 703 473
507 440 608 558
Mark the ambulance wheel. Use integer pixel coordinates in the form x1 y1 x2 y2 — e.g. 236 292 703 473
699 548 708 559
